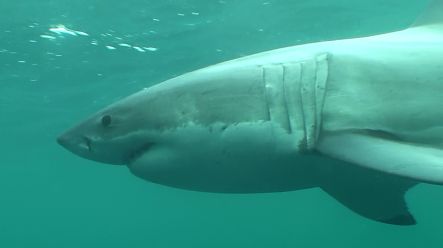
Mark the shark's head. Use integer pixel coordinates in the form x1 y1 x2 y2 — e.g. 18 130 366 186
58 63 315 192
57 64 269 165
57 89 158 165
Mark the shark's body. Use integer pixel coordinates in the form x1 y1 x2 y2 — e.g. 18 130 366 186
58 1 443 225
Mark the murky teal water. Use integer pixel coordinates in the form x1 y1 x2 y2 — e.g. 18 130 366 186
1 0 443 247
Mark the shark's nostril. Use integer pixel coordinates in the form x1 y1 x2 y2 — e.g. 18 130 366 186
83 136 92 152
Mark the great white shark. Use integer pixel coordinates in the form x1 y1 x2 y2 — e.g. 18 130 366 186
57 0 443 225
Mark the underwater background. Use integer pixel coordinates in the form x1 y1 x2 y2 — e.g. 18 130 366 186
1 0 443 247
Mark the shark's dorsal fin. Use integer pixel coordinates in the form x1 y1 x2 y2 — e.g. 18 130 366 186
412 0 443 27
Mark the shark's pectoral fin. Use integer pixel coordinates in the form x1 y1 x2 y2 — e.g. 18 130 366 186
317 133 443 185
320 162 417 225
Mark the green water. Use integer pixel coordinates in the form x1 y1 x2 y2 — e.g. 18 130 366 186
1 0 443 247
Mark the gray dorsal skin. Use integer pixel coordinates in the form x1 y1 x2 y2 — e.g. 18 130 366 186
57 0 443 225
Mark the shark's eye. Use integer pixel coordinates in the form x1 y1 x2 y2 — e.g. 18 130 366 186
101 115 112 127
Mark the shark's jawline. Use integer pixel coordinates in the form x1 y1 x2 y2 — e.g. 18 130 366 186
127 142 155 164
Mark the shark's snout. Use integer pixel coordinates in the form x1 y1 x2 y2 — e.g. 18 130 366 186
57 133 73 150
57 127 137 165
56 134 66 147
57 132 91 156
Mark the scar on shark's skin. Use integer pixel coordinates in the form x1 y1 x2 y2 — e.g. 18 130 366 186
58 0 443 225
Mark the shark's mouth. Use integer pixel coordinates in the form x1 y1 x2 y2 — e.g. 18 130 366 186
127 142 155 164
